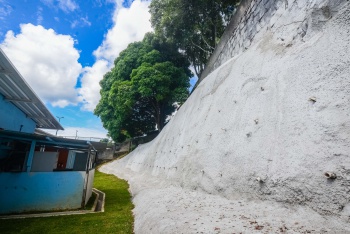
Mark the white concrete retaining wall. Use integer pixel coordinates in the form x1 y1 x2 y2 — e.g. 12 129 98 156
101 0 350 230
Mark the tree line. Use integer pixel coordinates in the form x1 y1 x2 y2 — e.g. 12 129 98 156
95 0 239 142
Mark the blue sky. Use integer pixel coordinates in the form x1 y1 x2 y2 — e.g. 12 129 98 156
1 0 114 66
0 0 153 138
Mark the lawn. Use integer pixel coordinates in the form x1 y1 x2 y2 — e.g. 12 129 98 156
0 170 134 234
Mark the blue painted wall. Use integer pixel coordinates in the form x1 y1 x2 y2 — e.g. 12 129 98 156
0 171 85 214
0 94 36 133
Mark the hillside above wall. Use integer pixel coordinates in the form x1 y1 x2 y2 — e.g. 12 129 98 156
101 0 350 233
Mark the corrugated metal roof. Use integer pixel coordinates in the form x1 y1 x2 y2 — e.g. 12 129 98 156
0 48 63 130
0 130 91 150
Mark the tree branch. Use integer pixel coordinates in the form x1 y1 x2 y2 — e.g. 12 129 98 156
190 40 212 54
200 34 215 51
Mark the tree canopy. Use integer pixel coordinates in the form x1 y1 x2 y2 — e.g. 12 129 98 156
95 2 240 142
149 0 239 77
94 33 191 142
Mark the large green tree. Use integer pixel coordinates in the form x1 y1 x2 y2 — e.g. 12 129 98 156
149 0 239 77
94 33 191 142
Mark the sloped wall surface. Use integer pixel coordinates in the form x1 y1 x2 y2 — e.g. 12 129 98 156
200 0 346 81
101 0 350 232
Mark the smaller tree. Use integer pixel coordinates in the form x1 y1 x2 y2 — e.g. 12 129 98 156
131 61 189 130
94 33 191 142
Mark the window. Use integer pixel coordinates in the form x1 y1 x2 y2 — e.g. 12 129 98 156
0 138 31 172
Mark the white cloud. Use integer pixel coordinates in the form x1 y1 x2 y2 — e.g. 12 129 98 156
0 24 82 107
41 0 78 13
58 0 78 12
94 0 152 62
45 126 108 139
94 0 115 7
80 16 91 26
78 59 110 111
0 0 12 20
71 16 91 28
37 7 43 25
70 20 79 28
79 0 152 111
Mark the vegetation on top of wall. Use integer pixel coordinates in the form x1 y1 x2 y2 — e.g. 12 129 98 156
149 0 240 77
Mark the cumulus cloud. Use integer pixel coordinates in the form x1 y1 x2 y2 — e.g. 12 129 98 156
79 0 152 111
94 0 152 62
1 1 153 112
0 23 82 107
78 59 110 111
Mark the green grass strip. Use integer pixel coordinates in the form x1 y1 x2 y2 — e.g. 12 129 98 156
0 170 134 234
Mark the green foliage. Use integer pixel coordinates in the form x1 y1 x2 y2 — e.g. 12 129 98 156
0 170 134 234
149 0 239 76
99 138 109 143
94 33 191 142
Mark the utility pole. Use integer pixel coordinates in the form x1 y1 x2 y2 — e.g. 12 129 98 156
75 130 78 139
56 116 64 136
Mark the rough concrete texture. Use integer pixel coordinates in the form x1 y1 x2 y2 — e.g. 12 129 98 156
100 0 350 233
201 0 348 82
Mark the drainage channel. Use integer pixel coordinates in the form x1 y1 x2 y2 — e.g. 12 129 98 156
93 188 105 212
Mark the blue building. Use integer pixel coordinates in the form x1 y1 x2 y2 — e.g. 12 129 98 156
0 48 96 214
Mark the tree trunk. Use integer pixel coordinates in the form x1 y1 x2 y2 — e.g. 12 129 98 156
158 103 166 131
153 99 163 131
